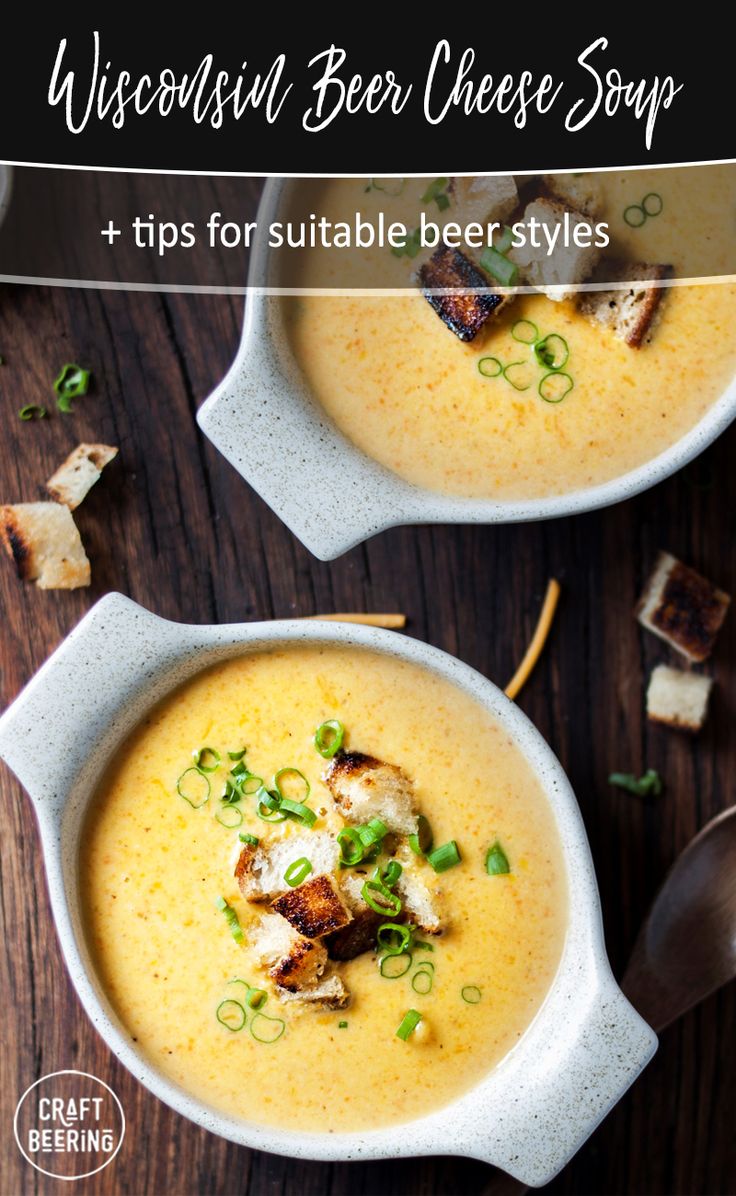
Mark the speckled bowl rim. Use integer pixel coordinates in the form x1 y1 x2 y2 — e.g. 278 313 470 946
197 177 736 560
0 595 656 1186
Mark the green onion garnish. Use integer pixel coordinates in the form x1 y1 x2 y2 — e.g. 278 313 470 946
238 832 259 846
18 404 47 421
392 228 423 259
538 372 574 404
338 1019 348 1028
485 841 511 875
413 940 434 952
362 880 402 916
495 226 514 254
396 1009 422 1041
427 840 461 874
256 788 288 823
377 860 402 889
534 334 569 371
249 1011 286 1043
379 952 413 978
479 246 518 288
377 922 412 955
337 827 364 866
216 999 246 1031
409 814 433 856
314 719 345 759
176 767 211 809
193 746 221 773
478 356 503 379
412 968 434 995
215 896 245 945
503 361 534 392
228 749 246 762
284 857 313 887
421 177 450 210
274 766 310 801
608 769 663 797
512 319 539 345
216 805 243 829
238 774 263 795
461 985 482 1004
54 363 91 412
228 979 267 1009
356 818 388 850
365 178 405 197
642 192 663 217
623 204 646 228
278 797 317 827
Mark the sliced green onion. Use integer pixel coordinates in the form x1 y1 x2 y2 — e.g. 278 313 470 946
377 922 412 955
413 940 435 952
377 860 402 889
485 841 511 876
380 952 413 979
274 767 310 803
338 1019 349 1028
391 228 422 259
503 361 535 392
193 746 221 773
228 749 246 762
228 979 268 1009
314 719 345 759
623 204 646 228
608 769 663 797
239 774 263 796
396 1009 422 1041
176 767 211 809
479 245 518 287
421 177 449 204
279 797 317 828
534 333 569 371
250 1011 286 1043
427 840 461 874
216 999 246 1031
18 404 47 421
512 319 539 345
461 985 482 1004
495 226 514 254
478 356 503 379
256 788 288 823
221 779 240 804
365 178 405 197
54 363 91 412
215 896 245 945
412 968 434 995
216 805 243 829
642 192 663 217
356 818 388 851
538 372 574 404
435 192 450 212
284 857 313 887
337 827 364 866
409 814 433 856
238 832 259 846
362 880 402 916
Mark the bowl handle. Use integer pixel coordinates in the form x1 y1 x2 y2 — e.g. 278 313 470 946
0 593 192 809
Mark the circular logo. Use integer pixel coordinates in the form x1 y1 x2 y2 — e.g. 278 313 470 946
14 1070 125 1181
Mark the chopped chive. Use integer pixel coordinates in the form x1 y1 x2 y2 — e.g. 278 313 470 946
284 857 313 887
337 827 364 866
485 841 511 876
216 999 246 1031
411 968 434 995
54 363 91 411
642 192 663 217
503 361 535 392
338 1019 349 1028
427 840 461 874
461 985 482 1004
176 767 211 809
193 746 221 773
396 1009 422 1041
538 372 573 403
409 814 433 856
534 333 569 371
356 818 388 850
238 832 259 846
608 769 663 797
479 245 518 287
215 896 245 945
216 804 243 829
623 204 646 228
314 719 345 759
376 860 402 889
376 922 412 956
18 404 47 421
362 879 402 916
478 356 503 379
379 951 413 978
228 749 246 762
512 319 539 345
249 1011 286 1043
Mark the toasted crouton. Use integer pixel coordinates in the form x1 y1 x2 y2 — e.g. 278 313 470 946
234 831 339 902
449 175 518 227
646 665 713 732
579 262 672 347
273 874 352 939
46 443 118 510
250 913 328 992
418 247 508 342
0 502 90 589
396 870 442 935
510 198 601 300
544 173 603 218
277 972 350 1010
323 751 417 835
637 552 730 662
326 871 382 960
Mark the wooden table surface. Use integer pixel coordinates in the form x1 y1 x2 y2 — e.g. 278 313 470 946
0 175 734 1196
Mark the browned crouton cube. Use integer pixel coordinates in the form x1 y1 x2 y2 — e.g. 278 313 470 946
324 751 417 834
579 262 672 347
272 874 352 939
278 973 350 1010
0 502 90 589
250 913 328 993
637 552 730 662
418 247 507 342
326 906 382 961
646 665 713 732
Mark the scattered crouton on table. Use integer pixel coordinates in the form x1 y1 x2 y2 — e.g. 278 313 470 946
0 502 90 589
637 551 730 662
646 665 713 732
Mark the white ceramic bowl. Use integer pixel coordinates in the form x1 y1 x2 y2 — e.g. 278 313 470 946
0 594 656 1187
198 178 736 560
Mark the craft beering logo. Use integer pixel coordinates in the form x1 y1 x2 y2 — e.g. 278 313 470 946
14 1070 125 1180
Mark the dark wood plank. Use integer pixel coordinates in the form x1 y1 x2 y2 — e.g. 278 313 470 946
0 182 734 1196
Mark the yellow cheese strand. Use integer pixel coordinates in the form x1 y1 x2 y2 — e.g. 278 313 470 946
504 580 561 701
304 613 407 629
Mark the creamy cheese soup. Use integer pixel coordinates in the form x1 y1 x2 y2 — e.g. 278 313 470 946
81 646 567 1132
284 170 736 498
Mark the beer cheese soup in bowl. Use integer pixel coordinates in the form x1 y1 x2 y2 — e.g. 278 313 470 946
198 169 736 558
0 596 656 1186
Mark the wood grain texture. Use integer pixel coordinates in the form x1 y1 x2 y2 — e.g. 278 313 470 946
0 175 734 1196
